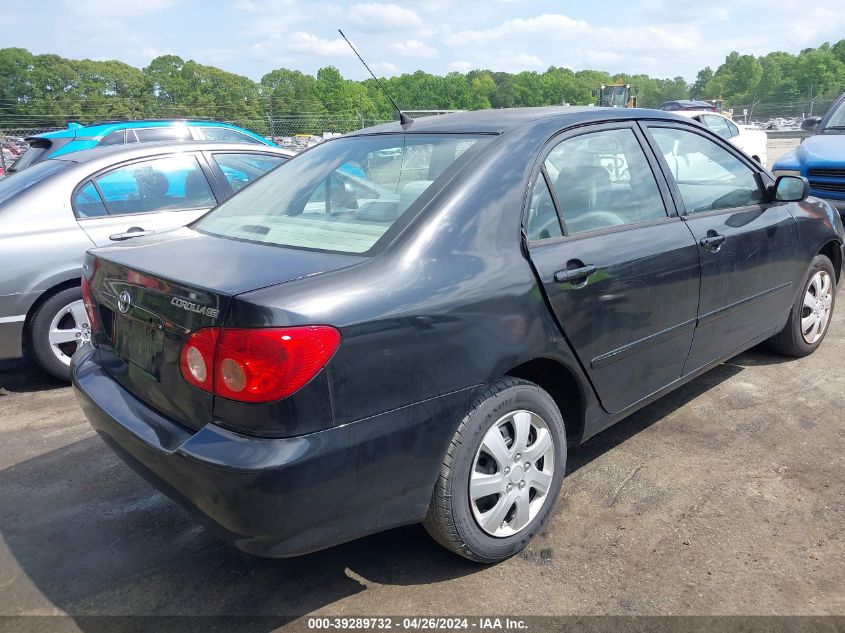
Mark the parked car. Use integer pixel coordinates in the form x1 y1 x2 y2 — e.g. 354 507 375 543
772 91 845 218
657 100 718 112
672 110 768 166
0 141 294 380
72 107 843 563
8 120 275 174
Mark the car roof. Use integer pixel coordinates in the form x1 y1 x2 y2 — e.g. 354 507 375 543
350 106 689 135
47 141 295 168
34 120 264 140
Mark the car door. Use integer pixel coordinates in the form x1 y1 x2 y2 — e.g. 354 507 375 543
527 123 701 414
73 153 220 246
642 122 800 375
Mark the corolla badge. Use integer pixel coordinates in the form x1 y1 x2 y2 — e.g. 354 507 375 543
117 291 132 314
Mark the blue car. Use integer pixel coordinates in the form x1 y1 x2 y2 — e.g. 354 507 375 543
9 120 274 173
772 91 845 218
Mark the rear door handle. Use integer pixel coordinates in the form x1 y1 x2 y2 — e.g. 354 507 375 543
554 265 597 284
109 227 153 241
699 234 726 250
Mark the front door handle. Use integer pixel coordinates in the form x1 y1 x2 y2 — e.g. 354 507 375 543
109 227 152 241
554 265 597 284
699 233 726 250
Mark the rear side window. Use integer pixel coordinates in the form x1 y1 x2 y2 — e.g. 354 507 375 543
526 174 562 241
133 127 192 142
700 115 732 139
200 127 264 144
212 153 287 191
93 155 216 215
196 134 491 254
74 181 108 218
543 128 667 235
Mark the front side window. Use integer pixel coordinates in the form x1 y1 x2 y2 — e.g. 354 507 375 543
200 127 263 144
543 128 667 235
74 181 108 218
212 153 287 191
196 134 490 254
649 126 763 213
133 127 192 142
93 155 216 215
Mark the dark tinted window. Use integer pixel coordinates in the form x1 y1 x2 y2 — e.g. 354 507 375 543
99 130 125 146
544 128 666 235
0 160 70 206
94 155 215 215
649 126 762 213
133 127 192 142
200 127 264 144
212 153 287 191
9 140 53 172
74 181 108 218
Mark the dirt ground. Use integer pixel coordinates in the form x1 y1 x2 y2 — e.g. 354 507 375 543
0 303 842 631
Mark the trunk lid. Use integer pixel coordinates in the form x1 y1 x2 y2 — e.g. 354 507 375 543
88 227 364 430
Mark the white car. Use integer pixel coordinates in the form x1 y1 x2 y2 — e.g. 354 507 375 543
674 110 768 167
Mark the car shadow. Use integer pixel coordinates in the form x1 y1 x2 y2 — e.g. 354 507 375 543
0 343 788 630
0 357 67 394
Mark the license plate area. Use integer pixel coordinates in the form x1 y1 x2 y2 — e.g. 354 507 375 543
113 312 165 381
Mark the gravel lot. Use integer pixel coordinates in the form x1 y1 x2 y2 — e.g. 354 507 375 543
0 302 842 630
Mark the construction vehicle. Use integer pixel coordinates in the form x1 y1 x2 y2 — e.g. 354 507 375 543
593 84 638 108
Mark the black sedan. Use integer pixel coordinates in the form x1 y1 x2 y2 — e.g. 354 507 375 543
72 107 844 563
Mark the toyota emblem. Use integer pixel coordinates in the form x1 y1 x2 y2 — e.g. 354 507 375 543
117 290 131 314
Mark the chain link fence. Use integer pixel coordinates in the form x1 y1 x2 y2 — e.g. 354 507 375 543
725 98 837 130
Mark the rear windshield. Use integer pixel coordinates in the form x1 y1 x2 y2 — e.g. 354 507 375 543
0 159 70 206
9 140 53 172
195 133 490 254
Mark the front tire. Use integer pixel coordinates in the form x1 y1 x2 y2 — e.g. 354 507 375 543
423 377 566 563
767 254 836 357
28 286 89 381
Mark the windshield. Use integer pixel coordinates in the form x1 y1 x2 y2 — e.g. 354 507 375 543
195 133 490 254
9 139 54 172
822 97 845 130
0 159 71 207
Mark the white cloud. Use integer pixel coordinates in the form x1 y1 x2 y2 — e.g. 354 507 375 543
372 61 398 75
347 3 423 31
65 0 177 17
449 61 473 73
389 39 437 58
254 32 353 57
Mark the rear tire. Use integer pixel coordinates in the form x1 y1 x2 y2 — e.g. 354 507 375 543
28 286 89 381
423 377 566 563
767 255 836 357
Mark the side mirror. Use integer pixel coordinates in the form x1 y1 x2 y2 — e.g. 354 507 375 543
800 117 821 132
773 175 809 203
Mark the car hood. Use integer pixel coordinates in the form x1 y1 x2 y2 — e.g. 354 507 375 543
796 134 845 165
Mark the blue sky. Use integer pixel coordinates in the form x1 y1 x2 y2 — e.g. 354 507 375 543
4 0 844 81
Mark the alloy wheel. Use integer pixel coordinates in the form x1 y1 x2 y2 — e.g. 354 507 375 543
48 299 91 366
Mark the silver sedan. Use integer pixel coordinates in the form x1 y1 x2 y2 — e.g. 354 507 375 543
0 141 294 379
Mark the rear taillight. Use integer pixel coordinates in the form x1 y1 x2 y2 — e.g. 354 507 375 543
179 328 221 392
179 326 340 403
80 274 101 332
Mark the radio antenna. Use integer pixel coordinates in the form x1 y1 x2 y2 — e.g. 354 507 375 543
338 29 412 126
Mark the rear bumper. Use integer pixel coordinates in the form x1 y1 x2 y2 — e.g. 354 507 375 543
71 346 473 557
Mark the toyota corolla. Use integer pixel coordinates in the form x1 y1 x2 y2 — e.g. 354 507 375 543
72 107 843 563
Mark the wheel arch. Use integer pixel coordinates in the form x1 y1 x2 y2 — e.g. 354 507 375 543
504 357 586 447
819 240 843 284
